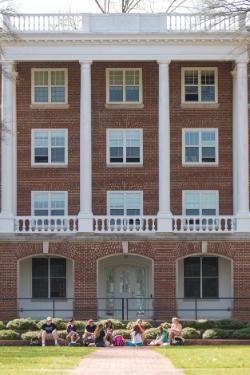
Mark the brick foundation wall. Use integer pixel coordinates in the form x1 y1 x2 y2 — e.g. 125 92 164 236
0 239 249 321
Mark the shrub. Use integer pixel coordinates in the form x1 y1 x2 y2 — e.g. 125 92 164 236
202 329 233 339
181 320 214 331
182 327 200 339
6 318 38 332
37 318 66 330
144 328 158 339
21 331 40 341
215 319 245 330
98 319 126 330
126 321 153 330
161 322 171 330
232 328 250 339
57 330 67 339
113 329 131 339
0 321 5 330
0 330 20 340
74 321 87 331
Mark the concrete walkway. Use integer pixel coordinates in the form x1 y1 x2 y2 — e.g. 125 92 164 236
71 347 183 375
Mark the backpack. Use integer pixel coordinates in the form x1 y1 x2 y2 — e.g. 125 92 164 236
173 336 184 346
114 335 125 346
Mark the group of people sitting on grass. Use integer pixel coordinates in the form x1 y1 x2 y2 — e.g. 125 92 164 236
39 316 183 347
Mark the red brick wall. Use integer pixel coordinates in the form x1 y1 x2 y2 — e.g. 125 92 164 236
0 240 249 321
15 61 234 216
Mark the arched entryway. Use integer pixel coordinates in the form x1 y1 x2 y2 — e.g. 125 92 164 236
18 254 74 319
97 254 153 320
176 254 233 319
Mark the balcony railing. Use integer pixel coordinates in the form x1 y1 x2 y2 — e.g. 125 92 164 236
93 216 157 233
3 13 246 34
173 215 236 233
15 216 78 233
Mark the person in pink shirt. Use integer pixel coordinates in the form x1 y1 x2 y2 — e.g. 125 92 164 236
168 317 182 345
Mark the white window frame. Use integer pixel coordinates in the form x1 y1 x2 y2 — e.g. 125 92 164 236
31 68 68 105
31 129 68 166
182 128 218 166
107 191 143 216
106 68 143 104
31 191 68 216
181 67 218 104
182 190 219 216
106 128 143 166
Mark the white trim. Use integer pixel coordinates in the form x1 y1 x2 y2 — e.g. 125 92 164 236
107 191 143 216
106 68 143 105
182 190 219 216
106 128 143 166
182 128 218 166
181 67 218 104
31 191 68 216
31 129 68 166
31 68 68 105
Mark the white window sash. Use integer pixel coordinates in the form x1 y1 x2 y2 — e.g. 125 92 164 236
32 191 68 216
182 190 219 216
107 191 143 216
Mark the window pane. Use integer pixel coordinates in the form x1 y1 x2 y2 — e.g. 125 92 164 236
51 71 65 85
202 278 218 298
185 86 199 102
201 70 215 85
35 87 48 102
184 278 200 298
201 131 215 145
109 193 124 215
184 192 200 215
110 147 123 163
50 278 66 298
51 87 65 102
32 258 48 277
51 148 65 163
126 193 141 210
32 278 48 298
202 208 216 215
34 193 48 209
185 147 199 162
35 148 49 163
186 209 200 215
126 147 140 162
185 70 198 85
34 209 49 216
184 257 200 277
127 209 140 215
201 192 217 212
51 132 65 147
110 209 124 216
201 86 215 102
185 131 199 146
202 257 218 277
109 71 123 85
109 86 123 102
202 147 216 162
35 132 49 147
125 70 139 85
125 86 139 102
34 71 48 85
50 258 66 277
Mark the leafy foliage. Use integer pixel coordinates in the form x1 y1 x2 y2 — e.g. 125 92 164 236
0 329 20 340
202 328 233 339
182 327 201 339
6 318 38 332
113 329 131 339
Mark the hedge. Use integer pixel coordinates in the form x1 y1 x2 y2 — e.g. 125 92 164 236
232 328 250 339
126 321 153 330
74 320 87 331
37 318 66 330
98 319 126 330
113 329 131 339
21 331 40 341
144 328 158 339
0 330 20 340
202 329 233 339
6 318 38 332
0 321 5 330
161 322 171 330
181 320 214 331
182 327 200 339
215 319 246 330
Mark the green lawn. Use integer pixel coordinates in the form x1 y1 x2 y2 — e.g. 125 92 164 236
0 346 94 375
155 346 250 375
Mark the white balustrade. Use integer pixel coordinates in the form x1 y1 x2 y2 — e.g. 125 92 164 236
15 216 78 233
173 216 236 233
93 216 157 233
4 13 244 33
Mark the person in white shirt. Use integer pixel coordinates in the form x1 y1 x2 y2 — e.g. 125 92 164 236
127 324 143 347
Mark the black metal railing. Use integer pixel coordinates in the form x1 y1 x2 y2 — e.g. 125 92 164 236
0 297 249 321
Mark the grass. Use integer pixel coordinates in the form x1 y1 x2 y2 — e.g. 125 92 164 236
155 346 250 375
0 346 94 375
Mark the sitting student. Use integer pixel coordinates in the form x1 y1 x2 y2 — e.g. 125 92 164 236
135 319 145 333
104 320 113 346
94 323 106 347
149 324 168 346
127 324 143 347
66 319 79 342
82 319 97 346
39 317 59 347
168 317 182 345
68 332 80 347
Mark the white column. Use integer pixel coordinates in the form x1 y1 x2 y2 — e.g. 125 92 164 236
235 58 250 231
0 61 16 233
78 61 93 232
157 61 172 232
232 68 237 215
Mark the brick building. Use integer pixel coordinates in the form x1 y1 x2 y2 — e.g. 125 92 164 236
0 13 250 321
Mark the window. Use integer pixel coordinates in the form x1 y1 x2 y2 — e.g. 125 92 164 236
107 129 143 165
32 257 66 298
107 191 143 216
183 129 218 165
182 68 217 103
32 192 67 216
183 191 218 216
32 129 68 165
184 257 219 298
32 69 68 104
106 68 142 104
